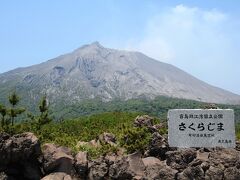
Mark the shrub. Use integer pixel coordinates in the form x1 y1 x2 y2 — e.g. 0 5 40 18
119 124 151 154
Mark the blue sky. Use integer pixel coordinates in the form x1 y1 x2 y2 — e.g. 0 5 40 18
0 0 240 95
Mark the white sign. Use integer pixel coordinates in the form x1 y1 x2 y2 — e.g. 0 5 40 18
168 109 235 148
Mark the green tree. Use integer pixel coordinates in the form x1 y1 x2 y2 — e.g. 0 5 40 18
0 104 7 128
37 96 52 130
8 91 25 126
9 91 20 107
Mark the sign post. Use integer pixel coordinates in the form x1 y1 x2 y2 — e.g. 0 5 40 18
168 109 235 148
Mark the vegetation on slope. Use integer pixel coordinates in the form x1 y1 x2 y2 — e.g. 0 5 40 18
1 92 240 158
51 96 240 123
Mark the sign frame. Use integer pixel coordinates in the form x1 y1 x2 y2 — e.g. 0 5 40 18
168 109 235 148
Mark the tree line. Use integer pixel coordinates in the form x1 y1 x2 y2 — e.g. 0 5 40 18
0 91 52 134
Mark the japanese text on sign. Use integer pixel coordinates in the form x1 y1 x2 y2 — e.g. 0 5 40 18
168 109 235 148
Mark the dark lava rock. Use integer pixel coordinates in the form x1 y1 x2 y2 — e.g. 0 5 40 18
75 151 88 179
88 157 108 180
134 115 154 128
166 148 197 171
42 143 74 175
0 132 42 180
147 132 170 160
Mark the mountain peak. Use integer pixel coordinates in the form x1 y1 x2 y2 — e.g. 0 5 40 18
89 41 103 48
83 41 104 50
73 41 105 54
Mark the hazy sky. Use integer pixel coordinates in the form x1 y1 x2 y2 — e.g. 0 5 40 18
0 0 240 95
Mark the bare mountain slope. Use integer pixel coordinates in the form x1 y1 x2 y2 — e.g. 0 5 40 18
0 42 240 106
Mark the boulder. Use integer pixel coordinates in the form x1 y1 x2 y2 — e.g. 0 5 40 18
208 148 240 168
235 140 240 151
42 143 74 175
105 153 124 166
205 165 224 180
88 157 108 180
41 172 72 180
151 123 165 132
157 166 177 180
147 132 169 160
224 167 240 180
109 152 145 179
142 157 177 180
177 165 205 180
0 132 41 165
142 157 162 167
134 115 154 128
200 161 210 172
57 146 72 155
0 132 11 165
12 132 41 161
75 151 88 178
98 132 116 146
166 148 197 171
189 158 203 167
127 152 145 178
143 157 163 179
22 162 42 180
0 132 42 180
109 156 133 179
196 151 209 162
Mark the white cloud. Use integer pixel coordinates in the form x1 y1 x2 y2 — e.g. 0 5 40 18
203 9 227 23
125 4 240 94
126 4 229 62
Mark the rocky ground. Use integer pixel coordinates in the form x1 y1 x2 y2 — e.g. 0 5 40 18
1 115 240 180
